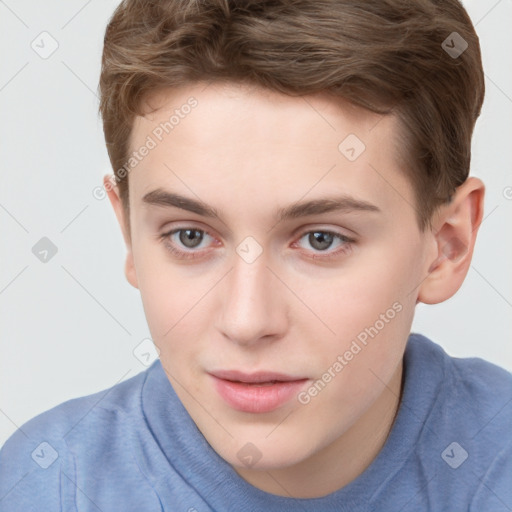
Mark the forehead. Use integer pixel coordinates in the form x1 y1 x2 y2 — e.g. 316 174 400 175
127 81 414 226
135 81 390 147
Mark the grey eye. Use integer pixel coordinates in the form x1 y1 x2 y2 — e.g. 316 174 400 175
176 229 205 249
307 231 335 251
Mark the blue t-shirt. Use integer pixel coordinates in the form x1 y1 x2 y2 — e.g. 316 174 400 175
1 333 511 511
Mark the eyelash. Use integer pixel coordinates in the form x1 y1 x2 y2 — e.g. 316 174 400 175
159 227 355 262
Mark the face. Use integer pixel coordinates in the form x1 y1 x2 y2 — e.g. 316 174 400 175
116 81 434 485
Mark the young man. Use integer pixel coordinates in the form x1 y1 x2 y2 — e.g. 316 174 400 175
1 0 511 510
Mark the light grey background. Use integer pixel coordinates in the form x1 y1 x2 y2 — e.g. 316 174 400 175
1 0 511 447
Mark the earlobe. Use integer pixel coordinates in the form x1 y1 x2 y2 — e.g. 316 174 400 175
103 174 139 290
417 177 485 305
124 251 139 289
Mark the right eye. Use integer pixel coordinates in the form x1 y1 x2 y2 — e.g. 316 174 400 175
159 227 218 260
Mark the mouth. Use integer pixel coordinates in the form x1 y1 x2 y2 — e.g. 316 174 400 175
209 370 309 413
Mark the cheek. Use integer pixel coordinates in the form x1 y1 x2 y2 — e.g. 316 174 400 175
308 241 419 376
140 282 200 345
315 263 410 342
301 276 412 430
132 244 226 365
131 242 194 341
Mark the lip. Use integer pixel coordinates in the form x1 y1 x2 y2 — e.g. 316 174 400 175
209 370 309 413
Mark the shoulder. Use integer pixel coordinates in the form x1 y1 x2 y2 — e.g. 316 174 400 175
407 332 512 403
0 365 152 510
404 333 512 509
2 364 150 448
469 435 512 511
408 332 512 432
443 342 512 509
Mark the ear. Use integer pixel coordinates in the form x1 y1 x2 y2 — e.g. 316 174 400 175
417 177 485 304
104 175 139 289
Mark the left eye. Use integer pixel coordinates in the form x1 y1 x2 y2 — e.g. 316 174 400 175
296 231 352 253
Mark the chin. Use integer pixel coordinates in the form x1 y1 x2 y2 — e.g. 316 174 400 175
213 432 317 471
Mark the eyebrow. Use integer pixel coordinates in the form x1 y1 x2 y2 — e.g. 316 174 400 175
142 189 381 221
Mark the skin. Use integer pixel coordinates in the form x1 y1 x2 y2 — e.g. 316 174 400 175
105 81 484 498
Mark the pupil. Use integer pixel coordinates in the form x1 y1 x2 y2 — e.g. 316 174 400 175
310 232 333 251
180 229 203 248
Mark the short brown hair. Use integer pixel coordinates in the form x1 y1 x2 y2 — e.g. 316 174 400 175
99 0 485 231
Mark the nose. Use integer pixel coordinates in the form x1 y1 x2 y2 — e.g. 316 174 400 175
216 249 288 347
